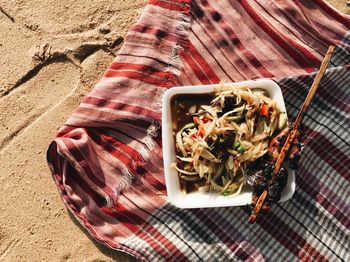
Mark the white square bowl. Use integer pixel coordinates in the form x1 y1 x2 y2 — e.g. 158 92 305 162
162 79 295 208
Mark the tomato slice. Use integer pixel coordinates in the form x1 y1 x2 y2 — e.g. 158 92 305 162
202 117 209 123
260 103 269 117
193 116 201 124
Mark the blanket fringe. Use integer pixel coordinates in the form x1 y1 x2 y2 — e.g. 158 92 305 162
112 168 134 199
166 9 191 76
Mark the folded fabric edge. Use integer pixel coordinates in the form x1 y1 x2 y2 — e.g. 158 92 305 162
46 0 193 256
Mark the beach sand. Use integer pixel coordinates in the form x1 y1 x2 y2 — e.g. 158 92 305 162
0 1 348 261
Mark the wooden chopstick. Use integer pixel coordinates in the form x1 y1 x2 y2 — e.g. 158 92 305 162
248 45 335 223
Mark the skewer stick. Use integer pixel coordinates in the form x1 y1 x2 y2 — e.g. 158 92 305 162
249 45 335 223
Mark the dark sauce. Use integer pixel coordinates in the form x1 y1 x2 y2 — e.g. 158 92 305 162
180 178 207 193
171 93 215 193
171 93 215 130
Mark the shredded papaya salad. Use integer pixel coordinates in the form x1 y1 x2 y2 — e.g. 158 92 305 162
172 84 287 196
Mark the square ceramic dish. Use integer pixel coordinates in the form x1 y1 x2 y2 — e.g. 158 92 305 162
162 79 295 208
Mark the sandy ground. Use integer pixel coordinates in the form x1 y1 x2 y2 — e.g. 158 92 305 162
0 1 348 261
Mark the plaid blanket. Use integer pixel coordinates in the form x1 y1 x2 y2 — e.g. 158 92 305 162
47 1 350 261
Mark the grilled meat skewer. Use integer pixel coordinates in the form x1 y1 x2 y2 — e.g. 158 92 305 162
248 45 335 223
268 124 304 170
246 123 304 213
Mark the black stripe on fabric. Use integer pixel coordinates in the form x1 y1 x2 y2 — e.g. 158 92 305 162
306 135 350 178
280 76 350 133
290 193 349 260
293 69 350 113
332 46 350 66
163 207 235 261
155 204 233 262
328 40 350 67
206 206 290 261
299 123 350 173
301 139 350 189
119 207 186 262
112 206 174 260
239 206 315 260
340 32 350 47
298 68 350 112
297 160 350 223
308 78 350 115
298 150 350 217
298 161 350 227
290 191 350 254
320 65 350 95
316 68 350 105
300 151 349 202
162 204 258 261
280 67 350 111
278 77 350 149
276 203 346 261
122 196 204 262
284 99 350 175
283 99 350 150
287 98 348 172
189 209 252 261
205 207 293 261
282 77 350 118
300 151 350 204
